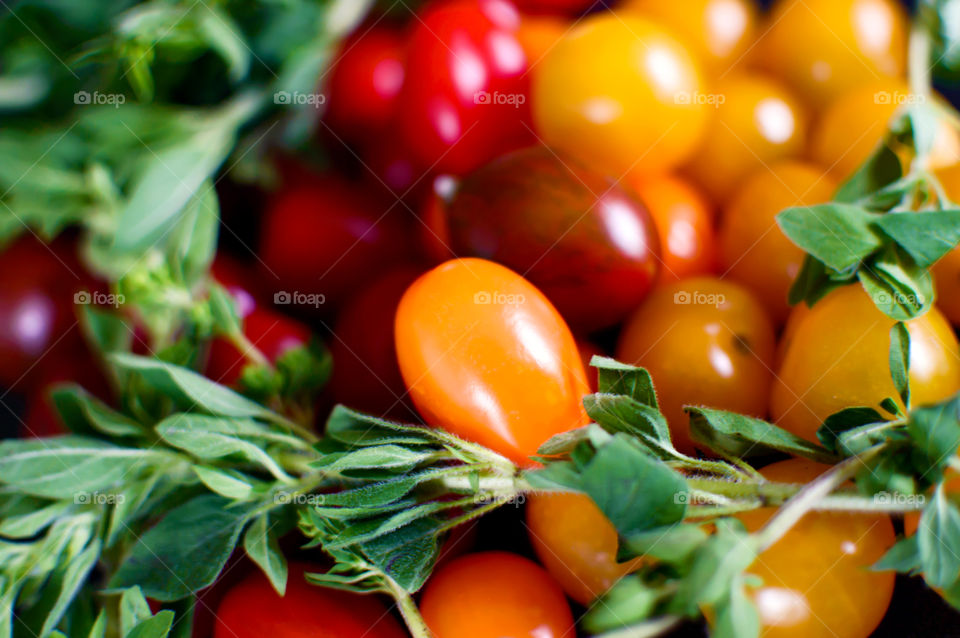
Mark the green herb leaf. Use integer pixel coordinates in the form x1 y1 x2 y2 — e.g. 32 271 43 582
889 322 911 408
858 245 934 319
874 209 960 268
243 514 288 596
688 407 837 463
917 486 960 588
591 356 658 408
777 203 883 272
817 407 891 455
874 535 921 573
834 143 902 203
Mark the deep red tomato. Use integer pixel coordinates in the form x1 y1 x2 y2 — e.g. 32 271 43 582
577 340 603 392
397 0 533 175
258 176 409 310
442 146 660 331
205 307 311 387
395 258 590 466
21 353 112 438
328 266 424 419
324 24 405 141
419 551 575 638
214 564 406 638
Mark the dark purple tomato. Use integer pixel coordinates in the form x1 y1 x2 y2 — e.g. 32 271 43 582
442 146 660 331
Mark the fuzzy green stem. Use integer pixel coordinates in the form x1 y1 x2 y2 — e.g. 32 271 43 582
385 576 434 638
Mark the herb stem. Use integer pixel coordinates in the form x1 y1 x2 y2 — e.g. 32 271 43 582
384 575 434 638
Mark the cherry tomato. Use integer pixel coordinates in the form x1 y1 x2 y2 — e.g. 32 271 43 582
684 73 808 202
416 175 457 265
516 14 568 61
395 258 589 466
731 458 896 638
419 551 575 638
526 491 643 604
258 176 409 310
577 340 603 392
21 354 112 438
718 161 837 324
214 564 406 638
771 284 960 442
933 163 960 327
328 266 424 419
616 277 776 453
443 146 660 331
532 14 708 178
622 0 757 76
629 174 717 282
397 0 532 175
324 25 405 141
753 0 907 107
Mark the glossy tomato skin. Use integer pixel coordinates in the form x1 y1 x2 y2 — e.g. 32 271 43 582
398 0 532 175
772 284 960 442
733 459 896 638
754 0 907 107
629 174 716 282
419 551 575 638
684 73 808 203
258 177 409 310
395 258 590 467
532 14 707 178
205 308 312 387
718 161 837 324
526 492 643 604
324 25 405 141
617 277 776 453
214 564 406 638
444 147 660 331
577 340 603 392
328 266 424 420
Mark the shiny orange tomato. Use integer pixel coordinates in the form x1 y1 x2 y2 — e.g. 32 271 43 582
395 258 590 467
622 0 757 76
731 459 896 638
532 14 708 178
419 551 575 638
617 277 776 453
718 161 837 324
753 0 907 107
684 73 808 202
771 284 960 442
630 174 717 282
526 492 644 604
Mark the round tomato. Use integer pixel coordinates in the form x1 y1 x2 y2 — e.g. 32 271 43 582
616 277 776 453
629 174 717 282
731 458 896 638
684 73 808 202
753 0 907 107
443 146 660 331
933 163 960 327
416 175 457 265
419 551 574 638
395 258 589 467
526 491 643 604
718 161 837 324
214 564 406 638
397 0 532 175
622 0 757 76
532 14 708 178
771 284 960 442
577 340 603 392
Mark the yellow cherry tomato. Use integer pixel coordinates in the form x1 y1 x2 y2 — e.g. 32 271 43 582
718 161 837 324
684 73 809 202
532 14 708 178
771 284 960 442
616 277 776 453
621 0 757 76
753 0 907 108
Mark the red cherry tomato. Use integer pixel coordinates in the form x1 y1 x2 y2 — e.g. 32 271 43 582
419 551 575 638
21 354 112 438
577 340 603 392
258 176 409 309
214 564 406 638
328 266 424 419
397 0 533 175
324 25 405 141
443 146 660 331
395 258 590 466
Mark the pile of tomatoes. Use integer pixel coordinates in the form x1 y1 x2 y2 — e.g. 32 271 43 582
6 0 960 636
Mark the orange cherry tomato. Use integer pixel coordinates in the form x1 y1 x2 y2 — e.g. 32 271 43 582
731 458 896 638
684 73 808 202
771 284 960 442
753 0 907 108
395 258 590 467
903 471 960 535
532 14 708 178
621 0 757 76
718 161 837 324
616 277 776 453
526 492 644 604
420 551 575 638
516 14 568 62
630 174 718 282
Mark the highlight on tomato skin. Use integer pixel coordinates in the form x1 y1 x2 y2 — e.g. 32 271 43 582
394 257 590 467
